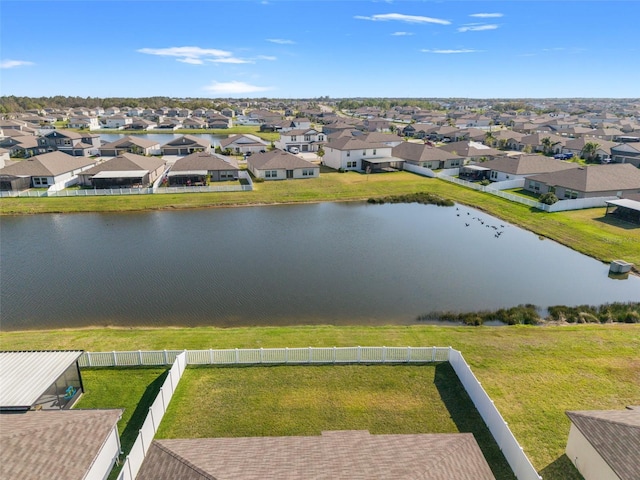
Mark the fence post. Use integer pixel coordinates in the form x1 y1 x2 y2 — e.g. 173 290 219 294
235 348 239 364
138 350 143 366
113 351 118 367
87 352 92 367
432 347 436 362
260 348 264 364
407 346 411 363
163 349 168 365
333 346 337 364
149 406 155 432
308 346 312 363
209 348 214 365
357 346 361 363
159 387 165 411
285 347 289 364
382 346 386 363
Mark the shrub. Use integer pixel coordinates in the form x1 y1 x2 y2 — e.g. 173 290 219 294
479 179 491 186
539 192 558 205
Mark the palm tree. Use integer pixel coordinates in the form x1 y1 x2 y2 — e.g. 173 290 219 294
581 141 600 163
541 137 555 156
484 131 496 147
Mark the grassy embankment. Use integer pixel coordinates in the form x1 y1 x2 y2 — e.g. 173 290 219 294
2 170 639 268
4 324 639 479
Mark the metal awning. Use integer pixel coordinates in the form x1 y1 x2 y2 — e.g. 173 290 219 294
362 156 403 164
91 170 147 179
0 351 83 409
463 165 491 171
606 199 640 213
167 170 208 176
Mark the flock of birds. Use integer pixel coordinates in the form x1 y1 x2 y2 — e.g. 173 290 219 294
455 207 507 238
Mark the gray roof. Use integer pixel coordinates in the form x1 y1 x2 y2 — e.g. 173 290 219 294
479 154 579 175
0 351 83 409
0 151 96 177
566 409 640 480
162 135 210 148
325 136 387 151
80 153 165 175
248 150 318 170
438 141 501 157
0 409 122 479
100 136 160 149
171 152 239 172
219 134 268 148
137 431 495 480
527 163 640 193
606 198 640 213
392 142 460 162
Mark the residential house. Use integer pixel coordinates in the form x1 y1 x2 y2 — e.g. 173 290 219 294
437 141 501 163
362 118 391 133
219 134 269 155
0 151 98 191
167 152 239 185
206 113 232 129
160 135 211 156
452 127 487 143
322 137 393 172
0 134 41 158
524 163 640 199
392 142 463 170
104 106 120 116
610 142 640 167
359 132 404 148
516 133 566 154
104 116 132 129
462 154 578 182
280 118 312 131
565 408 639 480
136 431 495 480
99 136 160 157
562 137 618 163
275 128 326 153
68 116 100 130
181 117 207 129
78 153 166 188
38 129 101 156
247 150 319 180
401 123 433 139
126 118 158 131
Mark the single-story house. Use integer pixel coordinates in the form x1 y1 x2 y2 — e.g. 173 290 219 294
126 118 158 130
77 153 166 188
206 114 232 129
99 136 161 157
610 142 640 168
105 116 132 129
392 141 463 170
160 135 211 156
514 133 566 154
0 151 98 191
322 137 393 171
166 152 239 185
562 137 618 163
462 154 579 182
0 409 123 480
219 134 269 155
137 430 495 480
565 408 639 480
182 117 207 129
0 350 85 411
437 140 501 163
523 163 640 199
0 134 41 157
247 150 319 180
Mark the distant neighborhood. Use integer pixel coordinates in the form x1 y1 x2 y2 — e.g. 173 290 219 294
1 97 639 220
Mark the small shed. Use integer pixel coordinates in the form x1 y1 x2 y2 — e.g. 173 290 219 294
605 198 640 225
0 350 85 411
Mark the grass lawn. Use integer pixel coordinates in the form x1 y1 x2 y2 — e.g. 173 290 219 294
75 367 168 479
157 363 515 480
4 323 639 479
2 171 638 268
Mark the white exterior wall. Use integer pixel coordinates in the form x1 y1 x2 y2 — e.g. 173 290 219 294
292 167 319 179
323 147 391 171
489 170 524 182
85 425 122 480
566 424 620 480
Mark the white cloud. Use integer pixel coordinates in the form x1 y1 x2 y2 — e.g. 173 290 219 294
209 57 254 64
1 59 34 69
458 24 498 32
267 38 295 45
421 49 479 54
203 81 272 95
355 13 451 25
138 46 236 64
391 31 414 36
470 13 503 18
257 55 277 61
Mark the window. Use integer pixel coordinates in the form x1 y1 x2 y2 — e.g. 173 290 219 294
347 151 350 157
304 135 311 141
291 136 297 141
530 181 540 191
265 170 278 178
347 161 357 168
491 171 497 179
373 149 376 155
363 150 367 155
564 189 578 199
302 169 314 176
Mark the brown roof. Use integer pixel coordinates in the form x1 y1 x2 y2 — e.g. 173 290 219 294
480 154 579 175
219 134 268 148
527 163 640 193
100 136 160 149
392 142 460 162
162 135 210 148
0 409 122 480
171 152 239 172
438 141 500 158
566 409 640 480
248 150 317 170
325 136 387 151
137 431 495 480
81 153 165 175
0 151 96 177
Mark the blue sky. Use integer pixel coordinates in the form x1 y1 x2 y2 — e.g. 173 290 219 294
1 0 639 99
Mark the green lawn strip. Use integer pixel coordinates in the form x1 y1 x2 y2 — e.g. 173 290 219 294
74 367 168 480
153 363 514 479
2 172 637 267
4 324 639 477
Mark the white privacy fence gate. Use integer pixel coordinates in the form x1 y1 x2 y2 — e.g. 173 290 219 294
83 347 541 480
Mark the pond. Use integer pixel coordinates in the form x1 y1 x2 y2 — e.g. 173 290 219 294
1 202 638 331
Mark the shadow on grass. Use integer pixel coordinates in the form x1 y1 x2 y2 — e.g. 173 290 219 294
594 214 639 230
434 363 516 480
539 454 584 480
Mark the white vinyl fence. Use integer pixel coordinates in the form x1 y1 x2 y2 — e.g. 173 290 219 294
116 352 187 480
85 347 541 480
402 163 437 178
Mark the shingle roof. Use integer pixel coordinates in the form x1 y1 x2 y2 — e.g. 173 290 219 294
137 431 495 480
392 142 460 162
171 152 239 172
438 141 501 157
566 409 640 480
81 153 165 175
100 136 160 149
325 136 387 150
162 135 210 148
0 409 122 480
248 150 317 170
480 154 579 175
527 163 640 192
219 134 268 148
0 151 96 177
